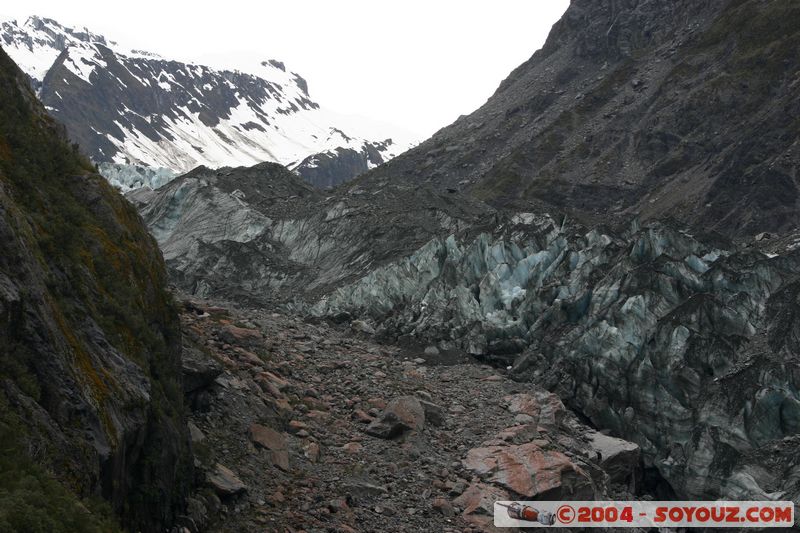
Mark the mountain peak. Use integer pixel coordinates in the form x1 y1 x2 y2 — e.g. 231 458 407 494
1 15 413 186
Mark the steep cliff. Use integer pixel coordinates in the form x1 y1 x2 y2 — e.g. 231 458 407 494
358 0 800 239
0 46 190 530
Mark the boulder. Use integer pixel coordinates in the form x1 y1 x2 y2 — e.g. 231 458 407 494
503 393 541 419
207 463 247 497
419 399 445 427
182 344 223 394
188 421 206 444
365 396 426 439
464 443 593 498
250 423 290 471
586 431 639 483
351 319 376 335
424 345 440 356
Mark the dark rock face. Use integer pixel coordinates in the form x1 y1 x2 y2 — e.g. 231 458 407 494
39 43 316 169
359 0 800 239
0 48 190 530
293 139 398 189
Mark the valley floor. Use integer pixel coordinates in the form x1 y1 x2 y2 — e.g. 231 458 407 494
178 298 640 532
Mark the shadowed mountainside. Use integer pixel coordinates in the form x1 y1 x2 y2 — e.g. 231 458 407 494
0 46 190 531
357 0 800 239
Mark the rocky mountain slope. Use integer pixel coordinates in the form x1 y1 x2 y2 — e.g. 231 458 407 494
171 298 641 532
0 16 411 188
359 0 800 239
133 0 800 514
137 158 800 505
0 47 190 531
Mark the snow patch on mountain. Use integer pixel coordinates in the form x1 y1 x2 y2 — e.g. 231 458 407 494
1 15 415 182
1 16 109 82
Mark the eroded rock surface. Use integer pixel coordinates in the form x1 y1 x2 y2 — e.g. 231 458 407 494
464 443 592 499
0 46 190 531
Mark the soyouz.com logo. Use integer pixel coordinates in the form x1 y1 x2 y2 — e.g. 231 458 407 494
493 501 795 528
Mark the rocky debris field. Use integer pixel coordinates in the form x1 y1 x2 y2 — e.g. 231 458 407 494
174 298 643 532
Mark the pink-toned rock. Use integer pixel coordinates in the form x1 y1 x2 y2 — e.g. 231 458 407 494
342 442 362 454
234 347 262 366
257 371 289 391
307 409 329 421
224 324 263 341
367 397 386 410
257 379 283 399
250 423 290 471
288 420 308 433
463 442 591 498
495 424 539 444
303 396 330 411
453 482 509 516
273 398 293 415
304 442 321 463
352 409 373 424
255 371 291 399
503 393 541 419
250 424 286 451
503 391 567 429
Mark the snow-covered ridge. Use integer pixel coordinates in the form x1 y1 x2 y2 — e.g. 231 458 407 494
0 15 111 82
1 15 414 180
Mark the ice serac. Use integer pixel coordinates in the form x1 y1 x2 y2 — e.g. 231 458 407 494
98 162 176 191
133 162 324 304
0 16 412 188
311 215 800 503
136 159 800 503
0 47 190 530
135 162 490 303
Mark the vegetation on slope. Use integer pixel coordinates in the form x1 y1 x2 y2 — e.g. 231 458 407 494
0 45 190 531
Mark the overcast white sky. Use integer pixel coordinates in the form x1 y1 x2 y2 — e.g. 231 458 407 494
2 1 569 139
